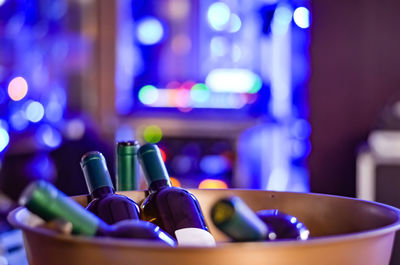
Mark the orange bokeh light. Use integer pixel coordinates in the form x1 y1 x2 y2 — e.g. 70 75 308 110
170 177 181 187
198 179 228 189
8 76 28 101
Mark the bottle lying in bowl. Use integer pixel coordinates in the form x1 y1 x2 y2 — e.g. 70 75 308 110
19 180 176 247
211 196 309 242
138 143 216 247
80 151 141 224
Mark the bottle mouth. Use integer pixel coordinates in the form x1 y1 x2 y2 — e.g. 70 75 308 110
19 181 40 206
19 180 58 208
138 144 170 184
117 141 140 155
80 151 104 167
137 143 158 158
211 200 235 225
117 140 139 146
80 151 114 193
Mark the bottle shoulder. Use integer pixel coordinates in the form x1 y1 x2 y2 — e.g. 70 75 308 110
155 186 192 196
97 194 139 208
86 197 100 211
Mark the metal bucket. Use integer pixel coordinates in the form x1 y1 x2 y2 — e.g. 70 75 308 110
8 189 400 265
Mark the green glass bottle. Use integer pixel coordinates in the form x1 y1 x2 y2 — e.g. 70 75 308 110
211 196 276 242
211 196 310 242
19 180 176 246
20 180 104 236
116 141 140 191
138 143 216 246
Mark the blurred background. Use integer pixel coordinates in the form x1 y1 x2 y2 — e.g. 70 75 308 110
1 0 400 264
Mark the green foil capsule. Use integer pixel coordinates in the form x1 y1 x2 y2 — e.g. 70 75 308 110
137 143 171 185
117 141 140 191
81 151 114 194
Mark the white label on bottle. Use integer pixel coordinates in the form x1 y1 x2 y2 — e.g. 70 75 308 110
175 228 216 247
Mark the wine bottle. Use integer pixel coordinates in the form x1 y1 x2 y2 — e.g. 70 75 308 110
80 151 140 224
19 180 176 246
211 196 276 241
211 196 310 242
116 141 140 191
138 143 216 246
256 209 310 240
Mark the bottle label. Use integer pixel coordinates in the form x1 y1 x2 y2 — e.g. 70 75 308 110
175 228 216 247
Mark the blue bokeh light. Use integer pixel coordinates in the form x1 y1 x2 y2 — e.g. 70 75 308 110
10 110 29 131
200 155 230 175
115 124 135 142
291 119 311 140
0 128 9 152
293 7 310 29
229 13 242 33
26 154 56 182
210 37 229 57
136 17 164 45
207 2 231 31
36 124 62 148
45 101 63 122
26 101 45 123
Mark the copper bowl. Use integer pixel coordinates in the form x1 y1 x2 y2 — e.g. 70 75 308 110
8 189 400 265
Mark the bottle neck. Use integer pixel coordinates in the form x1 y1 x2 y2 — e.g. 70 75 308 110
91 186 114 199
149 179 172 193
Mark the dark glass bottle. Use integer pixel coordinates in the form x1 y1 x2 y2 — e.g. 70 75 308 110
211 196 276 241
19 180 176 246
116 141 140 191
256 209 310 240
80 151 140 224
138 143 216 246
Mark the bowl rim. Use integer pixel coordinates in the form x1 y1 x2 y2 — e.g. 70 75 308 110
7 190 400 250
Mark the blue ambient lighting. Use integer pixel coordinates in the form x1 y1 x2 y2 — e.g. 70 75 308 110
116 0 135 114
271 5 292 35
